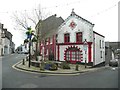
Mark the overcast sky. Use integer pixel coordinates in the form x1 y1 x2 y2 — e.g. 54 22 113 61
0 0 119 48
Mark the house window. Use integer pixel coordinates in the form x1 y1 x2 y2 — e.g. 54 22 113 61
100 40 101 48
76 32 82 42
100 51 102 58
102 41 104 48
64 33 70 43
45 38 48 45
56 34 58 43
50 38 52 44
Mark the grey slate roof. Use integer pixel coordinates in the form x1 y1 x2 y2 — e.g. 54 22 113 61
36 14 64 40
3 28 13 41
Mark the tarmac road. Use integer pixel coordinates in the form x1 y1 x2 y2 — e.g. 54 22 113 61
2 54 118 88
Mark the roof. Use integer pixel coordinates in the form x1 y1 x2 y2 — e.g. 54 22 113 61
70 10 95 26
36 14 64 40
93 31 105 38
36 10 96 40
3 28 13 40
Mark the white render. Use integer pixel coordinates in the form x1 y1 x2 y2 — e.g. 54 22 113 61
56 11 105 66
0 26 2 56
57 16 94 43
40 10 105 66
2 37 11 55
93 33 105 65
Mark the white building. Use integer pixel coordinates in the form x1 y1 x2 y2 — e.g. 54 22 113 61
0 23 15 56
38 10 105 66
0 23 3 56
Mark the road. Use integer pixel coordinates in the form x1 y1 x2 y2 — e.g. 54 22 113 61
2 54 118 88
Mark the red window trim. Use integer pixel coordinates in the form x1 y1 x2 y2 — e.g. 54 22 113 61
76 32 82 43
64 33 70 43
65 48 83 62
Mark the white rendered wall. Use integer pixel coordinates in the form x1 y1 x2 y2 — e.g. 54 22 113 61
58 45 90 63
94 33 105 65
57 15 94 44
3 38 10 55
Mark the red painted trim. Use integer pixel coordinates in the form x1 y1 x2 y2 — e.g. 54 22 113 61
54 35 56 60
52 35 54 53
88 42 92 62
58 45 60 61
76 32 82 43
64 46 83 63
40 45 42 54
70 51 72 62
48 38 50 57
57 42 92 45
64 33 70 43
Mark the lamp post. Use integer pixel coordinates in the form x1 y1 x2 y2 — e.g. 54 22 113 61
83 39 87 68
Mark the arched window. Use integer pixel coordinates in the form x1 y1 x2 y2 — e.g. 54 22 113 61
65 47 82 62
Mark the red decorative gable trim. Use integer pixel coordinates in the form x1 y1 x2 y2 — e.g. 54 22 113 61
69 20 76 29
64 46 83 63
57 42 92 45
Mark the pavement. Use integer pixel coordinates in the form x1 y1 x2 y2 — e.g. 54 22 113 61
12 59 110 75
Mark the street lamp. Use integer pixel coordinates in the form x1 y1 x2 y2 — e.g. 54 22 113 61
83 39 87 68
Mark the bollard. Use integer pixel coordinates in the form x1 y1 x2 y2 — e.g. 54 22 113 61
75 64 79 71
23 59 25 65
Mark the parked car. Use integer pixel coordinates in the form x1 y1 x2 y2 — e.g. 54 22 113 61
17 51 23 54
24 50 29 54
109 59 119 67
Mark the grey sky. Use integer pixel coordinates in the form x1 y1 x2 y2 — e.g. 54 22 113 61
0 0 119 48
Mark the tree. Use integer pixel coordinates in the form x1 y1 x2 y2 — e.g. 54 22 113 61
12 4 50 60
12 4 49 30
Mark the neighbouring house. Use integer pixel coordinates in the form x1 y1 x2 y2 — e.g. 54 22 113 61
36 10 105 66
0 23 3 56
105 42 120 65
35 14 64 59
16 44 28 54
11 41 15 53
0 23 15 56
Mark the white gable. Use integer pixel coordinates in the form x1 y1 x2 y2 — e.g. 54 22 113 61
57 13 94 43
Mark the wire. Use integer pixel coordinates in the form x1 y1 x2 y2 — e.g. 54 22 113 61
90 4 117 18
0 0 83 14
0 0 118 19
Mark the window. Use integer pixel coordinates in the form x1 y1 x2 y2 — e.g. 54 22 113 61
56 34 58 43
102 41 104 48
45 38 48 45
76 32 82 42
65 47 82 62
100 51 102 58
100 40 101 48
64 33 70 43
